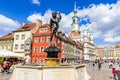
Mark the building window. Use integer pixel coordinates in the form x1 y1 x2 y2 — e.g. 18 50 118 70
21 34 25 40
40 28 43 33
41 38 44 42
73 19 75 23
15 44 18 49
44 28 47 32
46 37 50 42
34 38 39 43
34 47 38 53
16 35 19 40
21 44 24 49
25 44 30 49
40 47 44 52
25 44 30 52
34 60 37 64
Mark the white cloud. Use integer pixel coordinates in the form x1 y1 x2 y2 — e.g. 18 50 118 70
31 0 40 6
27 10 73 34
0 14 20 35
27 9 52 24
27 1 120 45
78 1 120 44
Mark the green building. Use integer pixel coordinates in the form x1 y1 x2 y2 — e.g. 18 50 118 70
0 33 14 51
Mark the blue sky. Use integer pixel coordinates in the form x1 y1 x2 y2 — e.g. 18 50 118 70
0 0 120 47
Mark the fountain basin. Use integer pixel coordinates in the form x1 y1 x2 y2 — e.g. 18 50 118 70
10 64 91 80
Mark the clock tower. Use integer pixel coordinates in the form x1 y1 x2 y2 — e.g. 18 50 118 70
70 2 80 41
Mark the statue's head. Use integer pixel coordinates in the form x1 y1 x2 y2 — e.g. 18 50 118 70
52 12 56 18
52 12 61 22
56 12 61 21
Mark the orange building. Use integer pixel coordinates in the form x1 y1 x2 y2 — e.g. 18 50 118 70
31 24 62 64
95 46 104 59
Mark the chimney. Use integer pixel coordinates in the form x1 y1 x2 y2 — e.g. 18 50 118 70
36 19 42 27
22 22 27 26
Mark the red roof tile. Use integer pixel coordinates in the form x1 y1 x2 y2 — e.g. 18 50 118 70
0 33 13 40
15 23 36 32
114 44 120 48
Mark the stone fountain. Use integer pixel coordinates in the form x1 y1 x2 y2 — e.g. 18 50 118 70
10 12 91 80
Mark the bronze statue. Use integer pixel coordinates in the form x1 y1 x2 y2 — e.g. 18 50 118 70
44 12 61 58
50 12 61 45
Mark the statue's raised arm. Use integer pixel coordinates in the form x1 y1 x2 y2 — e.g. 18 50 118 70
50 12 61 45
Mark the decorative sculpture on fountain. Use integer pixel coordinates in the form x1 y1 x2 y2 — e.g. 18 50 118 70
44 12 61 66
49 12 61 45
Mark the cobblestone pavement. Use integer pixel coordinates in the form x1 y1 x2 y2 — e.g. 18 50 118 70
86 63 120 80
0 63 120 80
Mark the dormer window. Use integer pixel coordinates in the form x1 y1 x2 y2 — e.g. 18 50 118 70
22 26 29 30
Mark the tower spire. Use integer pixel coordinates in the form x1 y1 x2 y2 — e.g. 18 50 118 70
70 2 81 41
72 2 78 24
74 2 77 16
74 2 76 11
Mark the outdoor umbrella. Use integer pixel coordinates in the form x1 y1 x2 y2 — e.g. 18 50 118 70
0 49 24 58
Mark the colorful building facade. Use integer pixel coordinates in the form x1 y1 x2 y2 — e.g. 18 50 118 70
0 33 14 51
31 24 83 64
13 20 42 56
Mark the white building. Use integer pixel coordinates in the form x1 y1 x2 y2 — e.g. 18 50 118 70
13 20 42 56
70 3 95 61
82 29 95 60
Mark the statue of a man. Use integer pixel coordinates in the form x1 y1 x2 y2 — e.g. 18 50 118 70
50 12 61 45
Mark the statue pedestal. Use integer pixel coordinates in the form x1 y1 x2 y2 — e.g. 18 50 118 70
10 64 91 80
45 58 59 66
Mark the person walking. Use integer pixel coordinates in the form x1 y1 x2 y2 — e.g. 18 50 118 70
112 68 117 80
109 62 113 69
92 62 95 70
2 61 8 74
98 63 101 70
7 61 12 74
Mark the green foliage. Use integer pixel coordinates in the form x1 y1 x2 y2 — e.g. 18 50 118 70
0 57 3 64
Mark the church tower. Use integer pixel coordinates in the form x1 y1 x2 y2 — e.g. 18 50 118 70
70 2 81 41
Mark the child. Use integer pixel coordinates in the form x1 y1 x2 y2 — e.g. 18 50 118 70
112 68 117 80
